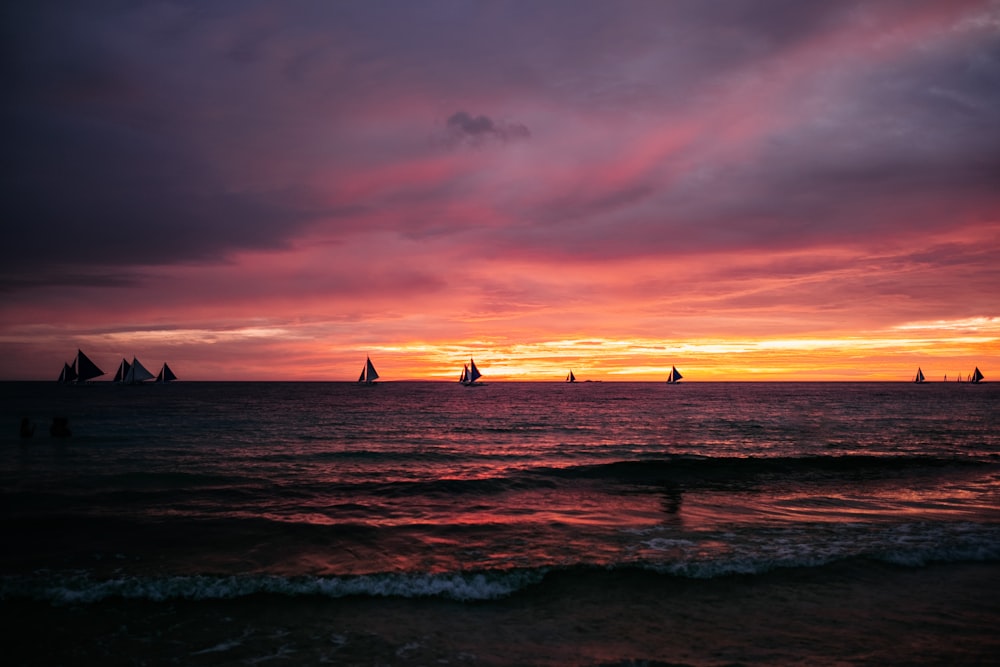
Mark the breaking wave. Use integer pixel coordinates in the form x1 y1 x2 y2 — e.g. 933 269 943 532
4 520 998 606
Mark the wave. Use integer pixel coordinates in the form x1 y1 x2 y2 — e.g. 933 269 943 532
335 453 993 494
0 569 548 605
633 521 1000 576
349 454 992 496
3 454 990 510
4 521 998 606
175 452 965 500
555 453 990 478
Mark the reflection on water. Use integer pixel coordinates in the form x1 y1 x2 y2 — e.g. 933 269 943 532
1 381 998 577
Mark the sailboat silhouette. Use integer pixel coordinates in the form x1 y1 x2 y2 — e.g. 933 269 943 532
57 350 104 383
460 358 483 386
358 356 379 384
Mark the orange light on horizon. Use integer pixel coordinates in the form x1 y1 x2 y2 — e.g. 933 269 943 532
10 324 994 382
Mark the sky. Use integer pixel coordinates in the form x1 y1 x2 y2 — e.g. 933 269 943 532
2 0 999 381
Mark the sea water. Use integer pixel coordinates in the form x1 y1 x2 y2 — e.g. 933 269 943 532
2 381 999 665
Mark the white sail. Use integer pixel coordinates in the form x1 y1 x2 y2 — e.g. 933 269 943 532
359 356 379 384
460 359 483 385
113 358 131 383
124 357 155 384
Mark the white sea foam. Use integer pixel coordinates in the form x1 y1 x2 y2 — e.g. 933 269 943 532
191 638 245 655
643 538 697 549
637 521 1000 578
3 523 998 605
396 642 422 658
0 569 548 605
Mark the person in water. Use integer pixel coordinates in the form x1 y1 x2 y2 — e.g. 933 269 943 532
19 417 35 438
50 417 72 438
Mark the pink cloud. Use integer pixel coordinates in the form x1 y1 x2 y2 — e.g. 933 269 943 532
2 0 998 380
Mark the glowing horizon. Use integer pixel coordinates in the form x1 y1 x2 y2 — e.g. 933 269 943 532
1 1 998 381
11 317 996 382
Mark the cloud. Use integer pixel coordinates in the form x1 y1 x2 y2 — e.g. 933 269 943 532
440 111 531 147
5 0 996 278
1 0 999 380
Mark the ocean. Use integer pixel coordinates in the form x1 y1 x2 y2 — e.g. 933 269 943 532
2 381 999 665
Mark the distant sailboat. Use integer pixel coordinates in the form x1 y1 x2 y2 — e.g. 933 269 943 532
358 356 379 384
914 367 926 384
970 367 985 384
156 363 177 383
57 349 103 383
123 357 155 385
57 361 77 383
666 366 683 384
75 350 104 383
566 370 576 383
113 358 131 383
460 358 483 386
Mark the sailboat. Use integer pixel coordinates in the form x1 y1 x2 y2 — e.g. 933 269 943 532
460 358 483 386
123 357 155 385
666 366 683 383
970 367 985 384
113 358 131 383
566 370 576 383
156 363 177 383
75 350 104 383
57 361 77 383
913 367 926 383
358 356 379 384
57 349 103 383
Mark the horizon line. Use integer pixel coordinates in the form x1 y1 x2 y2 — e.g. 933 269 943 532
7 378 990 384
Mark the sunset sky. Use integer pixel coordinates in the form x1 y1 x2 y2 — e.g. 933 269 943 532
2 0 998 381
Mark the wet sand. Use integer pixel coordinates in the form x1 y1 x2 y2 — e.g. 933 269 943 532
7 561 999 666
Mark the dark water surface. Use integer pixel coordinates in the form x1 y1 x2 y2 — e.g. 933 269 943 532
2 381 999 664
